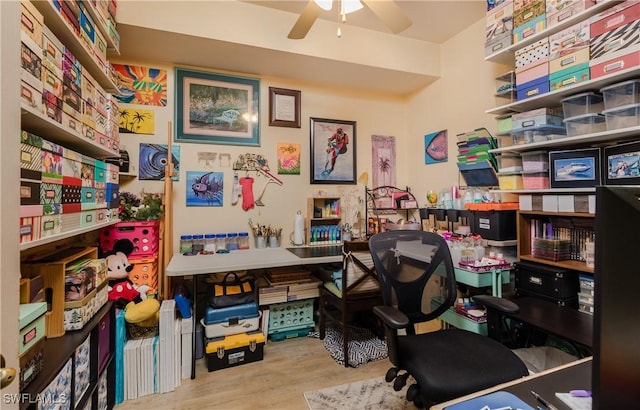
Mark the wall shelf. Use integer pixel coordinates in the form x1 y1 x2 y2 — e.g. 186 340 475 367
484 1 615 65
19 219 119 251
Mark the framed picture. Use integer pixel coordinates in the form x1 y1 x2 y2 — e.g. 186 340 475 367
549 148 601 188
310 118 356 184
174 67 260 146
269 87 301 128
604 140 640 185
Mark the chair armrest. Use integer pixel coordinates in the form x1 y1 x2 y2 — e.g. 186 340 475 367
373 305 409 329
473 294 520 314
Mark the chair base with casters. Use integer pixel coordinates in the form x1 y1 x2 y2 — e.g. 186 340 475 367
369 231 529 408
317 240 382 367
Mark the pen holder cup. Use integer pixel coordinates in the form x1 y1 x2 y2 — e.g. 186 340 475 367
255 236 266 249
268 235 280 248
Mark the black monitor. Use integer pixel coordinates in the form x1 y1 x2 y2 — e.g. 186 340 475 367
593 186 640 408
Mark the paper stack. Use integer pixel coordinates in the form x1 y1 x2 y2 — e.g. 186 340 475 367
287 277 321 301
159 299 178 393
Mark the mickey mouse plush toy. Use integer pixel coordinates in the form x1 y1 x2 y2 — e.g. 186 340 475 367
104 238 160 326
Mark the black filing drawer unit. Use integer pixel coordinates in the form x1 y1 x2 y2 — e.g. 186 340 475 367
514 261 579 307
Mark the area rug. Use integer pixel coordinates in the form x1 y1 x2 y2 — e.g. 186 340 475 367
304 376 413 410
309 326 388 367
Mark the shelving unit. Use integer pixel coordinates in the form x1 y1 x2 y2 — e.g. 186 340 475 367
484 1 636 291
517 210 594 274
15 1 122 408
306 197 342 245
19 302 115 410
365 186 419 236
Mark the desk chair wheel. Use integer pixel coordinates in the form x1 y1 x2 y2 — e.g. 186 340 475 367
393 372 409 391
406 383 420 401
385 367 398 382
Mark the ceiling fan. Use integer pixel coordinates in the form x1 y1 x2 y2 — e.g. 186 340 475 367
288 0 412 39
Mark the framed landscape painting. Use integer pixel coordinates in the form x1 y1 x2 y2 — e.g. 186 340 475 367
175 68 260 146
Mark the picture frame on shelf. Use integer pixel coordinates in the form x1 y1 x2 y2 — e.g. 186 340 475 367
549 148 601 189
604 140 640 185
310 117 356 184
268 87 301 128
174 67 260 146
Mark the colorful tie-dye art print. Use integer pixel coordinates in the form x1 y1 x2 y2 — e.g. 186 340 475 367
112 64 167 106
277 143 301 175
119 108 155 134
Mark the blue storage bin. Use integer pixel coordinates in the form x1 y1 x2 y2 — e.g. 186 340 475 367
517 75 550 100
204 302 259 325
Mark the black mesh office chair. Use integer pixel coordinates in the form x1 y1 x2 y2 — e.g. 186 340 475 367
369 230 528 408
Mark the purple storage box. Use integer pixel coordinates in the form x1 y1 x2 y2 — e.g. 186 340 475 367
97 310 111 374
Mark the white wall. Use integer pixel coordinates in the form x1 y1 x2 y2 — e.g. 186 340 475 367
115 17 508 254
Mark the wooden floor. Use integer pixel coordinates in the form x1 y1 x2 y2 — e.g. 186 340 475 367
115 335 391 410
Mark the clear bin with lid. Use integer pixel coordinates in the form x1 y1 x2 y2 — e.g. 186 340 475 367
497 172 523 190
522 171 550 189
497 153 522 173
521 150 549 172
227 232 239 250
600 79 640 110
238 232 250 249
215 233 227 252
561 92 604 119
563 113 606 137
204 234 216 254
602 103 640 130
192 234 204 254
180 235 193 255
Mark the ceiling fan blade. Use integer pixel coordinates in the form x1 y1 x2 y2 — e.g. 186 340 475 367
362 0 412 34
288 1 323 39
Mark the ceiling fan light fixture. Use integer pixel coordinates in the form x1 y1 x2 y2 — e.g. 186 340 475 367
313 0 333 11
341 0 363 15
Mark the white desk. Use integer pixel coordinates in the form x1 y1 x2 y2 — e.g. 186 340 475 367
165 247 343 378
166 247 342 276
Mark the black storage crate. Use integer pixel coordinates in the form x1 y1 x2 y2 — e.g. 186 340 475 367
472 210 517 241
514 261 579 306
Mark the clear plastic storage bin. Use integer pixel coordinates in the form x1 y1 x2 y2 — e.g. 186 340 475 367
511 125 566 145
600 79 640 110
521 150 549 172
522 171 550 189
563 113 606 137
602 103 640 130
497 153 523 173
561 92 604 118
497 172 523 190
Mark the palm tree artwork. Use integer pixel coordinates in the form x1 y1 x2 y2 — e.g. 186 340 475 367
118 108 155 134
371 135 396 188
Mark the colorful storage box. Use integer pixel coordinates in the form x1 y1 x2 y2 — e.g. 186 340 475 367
546 0 595 29
515 39 549 69
20 0 44 48
42 26 63 69
74 335 91 404
19 302 47 356
205 331 265 372
561 91 604 118
511 107 564 129
517 75 549 100
516 59 549 86
19 338 43 391
20 39 42 91
549 48 590 73
522 171 550 189
64 280 108 331
590 1 640 40
563 113 606 137
513 14 546 43
549 20 590 59
602 103 640 130
514 0 545 28
600 79 640 110
590 44 640 79
40 358 72 408
485 0 514 56
590 20 640 61
20 80 43 113
549 62 589 91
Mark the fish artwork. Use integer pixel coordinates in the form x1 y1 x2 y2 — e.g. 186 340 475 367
191 172 224 205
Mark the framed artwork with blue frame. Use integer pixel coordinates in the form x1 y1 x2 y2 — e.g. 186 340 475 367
175 68 260 146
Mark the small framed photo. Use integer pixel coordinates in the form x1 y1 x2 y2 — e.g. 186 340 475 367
269 87 301 128
549 148 601 189
604 140 640 185
310 117 356 184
